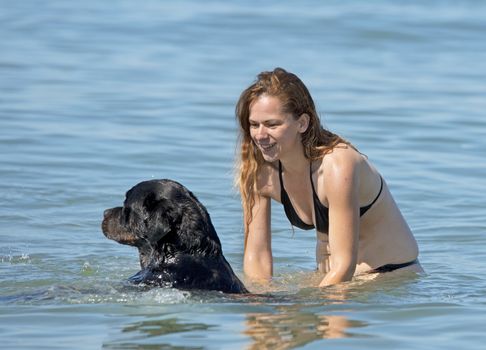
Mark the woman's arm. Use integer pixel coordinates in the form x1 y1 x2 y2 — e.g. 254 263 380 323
318 155 360 287
243 193 273 282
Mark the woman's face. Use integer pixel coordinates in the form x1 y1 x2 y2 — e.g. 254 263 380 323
249 95 306 163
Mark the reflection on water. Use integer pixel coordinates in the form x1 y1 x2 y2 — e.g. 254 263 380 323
103 317 211 349
244 304 367 349
101 301 367 350
240 271 421 349
121 317 213 337
95 279 372 349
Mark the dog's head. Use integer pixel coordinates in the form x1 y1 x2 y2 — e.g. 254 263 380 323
102 179 222 268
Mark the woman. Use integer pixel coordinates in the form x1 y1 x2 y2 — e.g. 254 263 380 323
235 68 422 287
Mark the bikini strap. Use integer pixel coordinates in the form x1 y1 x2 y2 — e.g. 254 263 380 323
278 161 284 186
360 176 384 215
309 162 319 199
368 176 384 208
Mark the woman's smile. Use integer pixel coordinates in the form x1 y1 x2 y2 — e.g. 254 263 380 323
258 142 277 152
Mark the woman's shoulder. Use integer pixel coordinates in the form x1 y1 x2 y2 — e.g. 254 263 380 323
319 143 364 176
318 143 382 203
314 144 367 198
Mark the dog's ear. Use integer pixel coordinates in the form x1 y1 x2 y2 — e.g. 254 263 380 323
143 193 180 220
143 192 159 213
142 193 181 243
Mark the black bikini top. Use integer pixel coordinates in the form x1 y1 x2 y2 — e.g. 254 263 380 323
278 161 383 233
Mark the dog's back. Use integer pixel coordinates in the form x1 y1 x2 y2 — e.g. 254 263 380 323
129 254 247 294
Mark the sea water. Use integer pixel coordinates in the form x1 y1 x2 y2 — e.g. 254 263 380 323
1 1 486 349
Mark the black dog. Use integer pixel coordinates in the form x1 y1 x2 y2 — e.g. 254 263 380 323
101 179 247 294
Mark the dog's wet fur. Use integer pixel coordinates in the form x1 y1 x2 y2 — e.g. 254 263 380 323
102 179 247 294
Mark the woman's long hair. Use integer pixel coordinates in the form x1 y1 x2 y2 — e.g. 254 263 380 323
235 68 350 248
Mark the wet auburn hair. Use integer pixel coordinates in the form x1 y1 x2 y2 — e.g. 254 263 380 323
235 68 351 248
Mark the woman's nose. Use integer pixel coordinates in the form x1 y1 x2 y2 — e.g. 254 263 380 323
254 125 268 139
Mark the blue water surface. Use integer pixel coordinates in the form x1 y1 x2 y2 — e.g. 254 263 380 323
1 1 486 349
